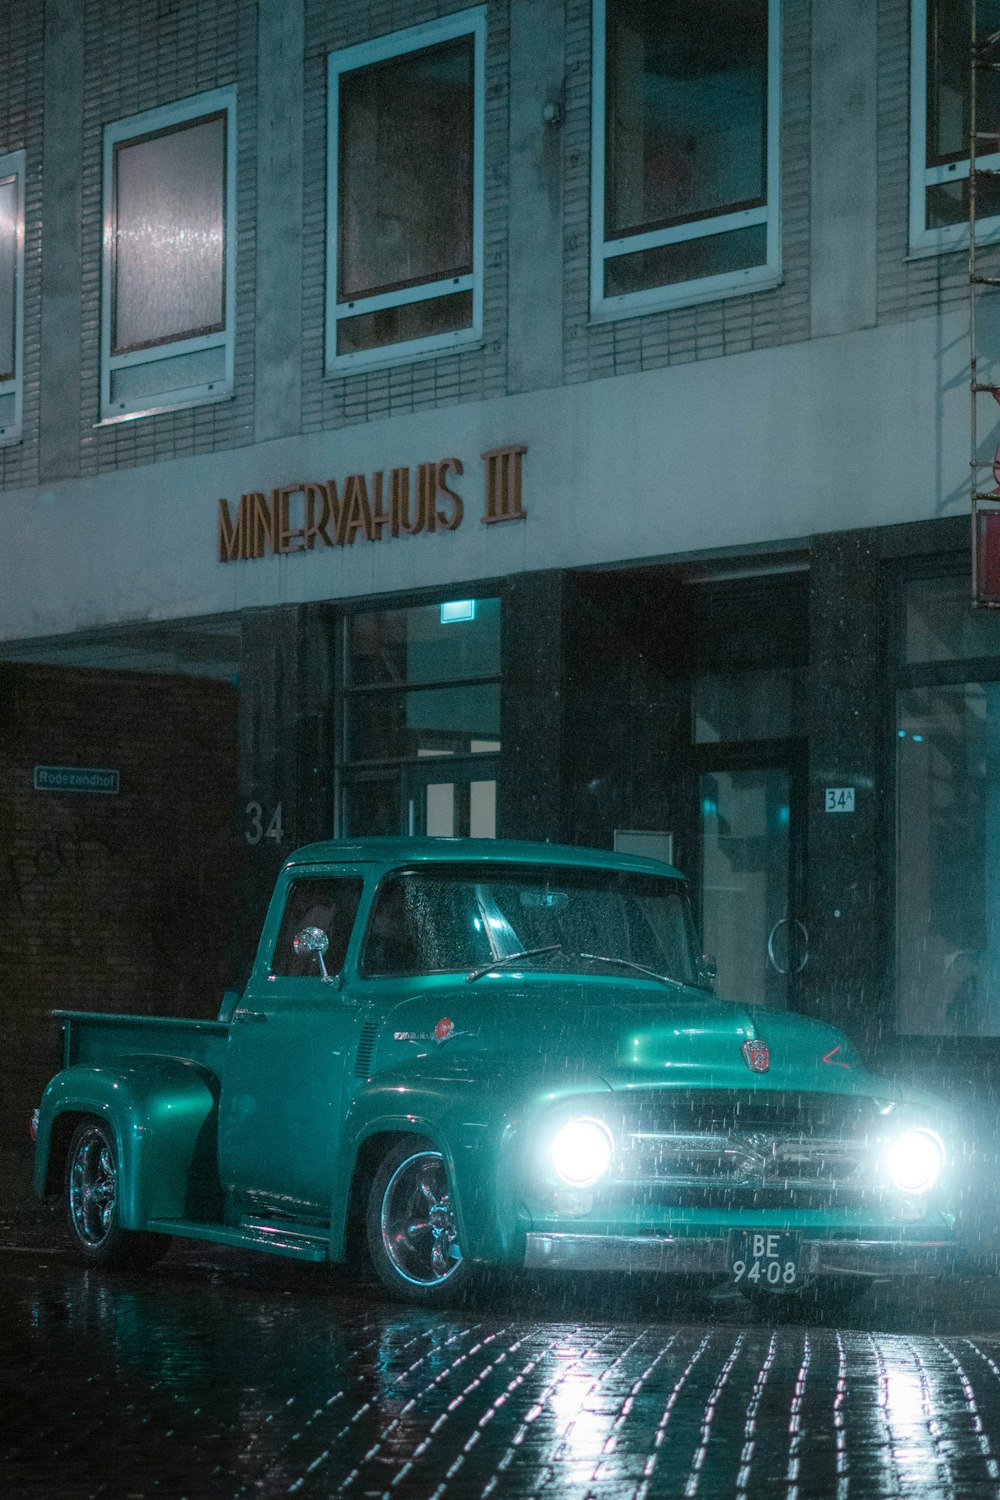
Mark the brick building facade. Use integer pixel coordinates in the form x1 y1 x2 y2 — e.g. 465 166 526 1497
2 0 1000 1216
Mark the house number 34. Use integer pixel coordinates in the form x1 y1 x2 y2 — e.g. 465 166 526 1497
245 801 284 845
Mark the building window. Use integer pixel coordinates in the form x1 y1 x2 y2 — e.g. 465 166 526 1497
591 0 781 320
910 0 1000 253
895 568 1000 1035
340 597 501 839
101 88 237 422
0 149 25 444
326 10 485 372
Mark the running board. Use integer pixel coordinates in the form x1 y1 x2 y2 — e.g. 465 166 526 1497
146 1216 331 1262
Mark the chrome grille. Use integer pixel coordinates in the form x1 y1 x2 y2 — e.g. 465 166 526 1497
621 1129 868 1192
608 1090 884 1208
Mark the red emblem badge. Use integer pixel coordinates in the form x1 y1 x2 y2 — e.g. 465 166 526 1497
434 1017 454 1043
741 1039 770 1074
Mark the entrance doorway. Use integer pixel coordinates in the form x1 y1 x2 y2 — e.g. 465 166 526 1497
688 743 807 1008
405 759 499 838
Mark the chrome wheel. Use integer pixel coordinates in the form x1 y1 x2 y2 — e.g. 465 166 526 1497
63 1118 169 1270
68 1122 118 1249
379 1149 463 1288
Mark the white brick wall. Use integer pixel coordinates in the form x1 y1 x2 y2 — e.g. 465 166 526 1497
0 0 43 491
0 1 993 493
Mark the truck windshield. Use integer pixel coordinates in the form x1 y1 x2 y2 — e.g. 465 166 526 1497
359 862 702 985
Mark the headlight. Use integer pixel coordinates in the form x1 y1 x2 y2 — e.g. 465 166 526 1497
885 1128 945 1193
550 1118 614 1187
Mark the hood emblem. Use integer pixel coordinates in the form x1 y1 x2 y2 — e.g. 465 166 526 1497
741 1039 770 1074
392 1017 470 1047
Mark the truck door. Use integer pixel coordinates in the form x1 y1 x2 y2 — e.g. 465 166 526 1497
217 869 367 1217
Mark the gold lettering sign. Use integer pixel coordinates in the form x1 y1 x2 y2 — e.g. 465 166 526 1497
217 448 524 564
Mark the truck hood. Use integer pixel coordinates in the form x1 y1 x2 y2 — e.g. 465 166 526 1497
377 976 879 1098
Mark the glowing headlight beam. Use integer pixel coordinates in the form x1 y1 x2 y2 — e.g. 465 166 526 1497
885 1128 945 1194
550 1118 614 1188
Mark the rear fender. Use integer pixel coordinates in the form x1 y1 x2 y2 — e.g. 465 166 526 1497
35 1058 221 1227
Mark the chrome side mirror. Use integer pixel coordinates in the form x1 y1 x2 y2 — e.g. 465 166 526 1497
698 953 717 988
293 925 332 981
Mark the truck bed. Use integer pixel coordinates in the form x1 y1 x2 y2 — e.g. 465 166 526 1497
54 1009 230 1074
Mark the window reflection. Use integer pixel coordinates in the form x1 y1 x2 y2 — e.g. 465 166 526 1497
113 115 226 353
897 682 1000 1036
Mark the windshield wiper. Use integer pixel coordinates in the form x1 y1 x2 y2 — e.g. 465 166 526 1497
576 952 688 989
466 945 563 982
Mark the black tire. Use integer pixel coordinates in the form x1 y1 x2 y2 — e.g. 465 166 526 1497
366 1138 473 1306
65 1119 169 1270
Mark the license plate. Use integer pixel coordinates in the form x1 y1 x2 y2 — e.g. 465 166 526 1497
729 1231 800 1291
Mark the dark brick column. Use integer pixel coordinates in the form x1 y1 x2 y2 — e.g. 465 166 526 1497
498 572 565 842
800 531 889 1056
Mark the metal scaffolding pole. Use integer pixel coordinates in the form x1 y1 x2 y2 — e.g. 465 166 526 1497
970 0 1000 604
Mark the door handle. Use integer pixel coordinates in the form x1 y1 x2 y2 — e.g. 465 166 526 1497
233 1009 268 1024
766 918 809 976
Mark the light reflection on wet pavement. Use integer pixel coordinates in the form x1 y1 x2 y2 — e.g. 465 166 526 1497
7 1247 1000 1498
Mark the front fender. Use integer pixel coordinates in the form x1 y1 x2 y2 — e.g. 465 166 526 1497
332 1068 613 1267
332 1073 524 1266
35 1058 220 1227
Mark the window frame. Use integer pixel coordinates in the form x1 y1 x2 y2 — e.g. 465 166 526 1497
590 0 782 322
909 0 1000 255
0 148 25 445
325 8 486 375
100 86 237 424
269 873 366 980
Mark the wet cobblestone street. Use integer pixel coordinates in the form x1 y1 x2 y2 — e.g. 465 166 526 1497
7 1236 1000 1499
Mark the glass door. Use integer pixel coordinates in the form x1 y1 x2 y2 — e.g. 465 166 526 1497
690 744 806 1008
404 758 499 839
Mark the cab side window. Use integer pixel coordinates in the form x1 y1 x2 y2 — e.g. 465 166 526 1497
272 877 364 978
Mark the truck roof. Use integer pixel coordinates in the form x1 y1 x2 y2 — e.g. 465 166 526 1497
284 836 684 881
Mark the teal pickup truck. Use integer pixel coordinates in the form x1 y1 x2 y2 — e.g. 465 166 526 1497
33 838 958 1306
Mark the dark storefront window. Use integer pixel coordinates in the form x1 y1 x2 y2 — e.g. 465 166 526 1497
693 666 804 744
341 598 501 838
896 570 1000 1035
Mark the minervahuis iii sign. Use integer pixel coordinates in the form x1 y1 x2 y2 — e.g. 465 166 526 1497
217 445 527 564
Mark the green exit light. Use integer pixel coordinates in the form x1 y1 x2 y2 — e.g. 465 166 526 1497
441 600 476 624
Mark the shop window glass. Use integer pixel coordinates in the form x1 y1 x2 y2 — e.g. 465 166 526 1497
346 683 501 763
327 11 484 370
897 682 1000 1035
347 598 500 687
341 595 501 838
0 150 24 443
101 89 236 421
904 572 1000 663
911 0 1000 250
343 780 402 839
592 0 779 318
693 667 802 744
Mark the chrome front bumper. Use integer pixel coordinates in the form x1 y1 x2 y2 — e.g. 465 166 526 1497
523 1232 959 1278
